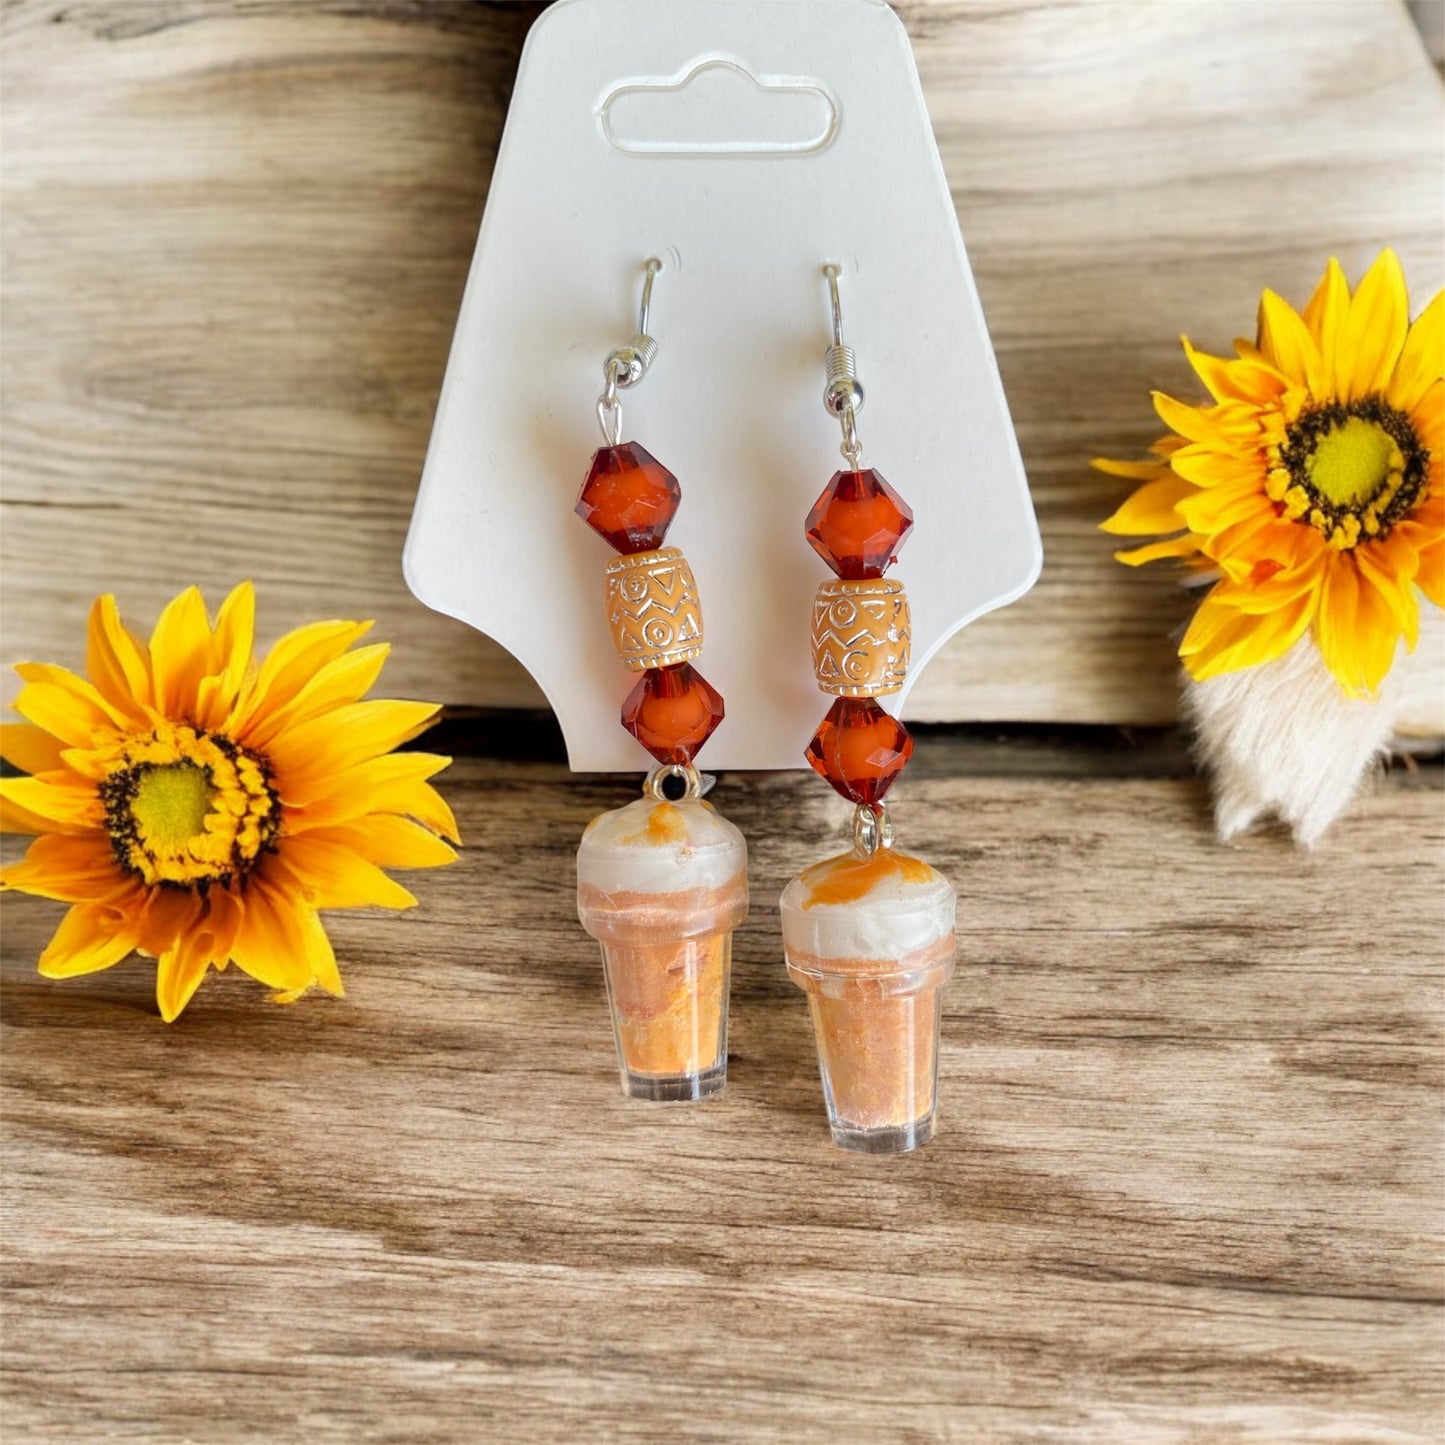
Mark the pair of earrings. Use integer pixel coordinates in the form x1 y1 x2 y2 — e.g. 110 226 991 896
574 260 956 1155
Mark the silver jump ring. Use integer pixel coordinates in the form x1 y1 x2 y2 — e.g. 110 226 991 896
597 395 623 447
852 802 894 857
644 763 703 801
596 357 625 445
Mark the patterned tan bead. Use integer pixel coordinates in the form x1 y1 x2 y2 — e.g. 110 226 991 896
811 577 910 697
604 546 704 671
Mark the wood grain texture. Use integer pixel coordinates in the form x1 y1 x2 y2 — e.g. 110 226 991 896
2 0 1442 731
3 747 1442 1441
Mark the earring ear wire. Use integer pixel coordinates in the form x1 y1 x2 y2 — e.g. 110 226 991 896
821 263 865 464
596 257 663 446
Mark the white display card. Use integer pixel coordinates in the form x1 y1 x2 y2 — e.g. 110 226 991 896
405 0 1041 771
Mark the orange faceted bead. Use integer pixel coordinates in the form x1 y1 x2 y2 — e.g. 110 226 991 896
621 663 724 765
577 443 681 554
805 468 913 580
805 697 913 804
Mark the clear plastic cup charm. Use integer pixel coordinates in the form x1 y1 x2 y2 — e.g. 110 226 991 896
781 849 956 1153
577 794 747 1101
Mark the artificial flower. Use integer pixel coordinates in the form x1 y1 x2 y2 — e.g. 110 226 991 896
0 583 457 1020
1098 250 1443 695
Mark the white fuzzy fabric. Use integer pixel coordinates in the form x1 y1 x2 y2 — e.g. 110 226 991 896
1184 636 1406 847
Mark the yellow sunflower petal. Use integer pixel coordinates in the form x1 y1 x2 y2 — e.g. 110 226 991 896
37 900 142 979
1208 554 1328 616
1114 534 1205 567
226 878 316 993
242 643 392 752
1387 290 1445 413
0 832 125 902
1175 478 1271 534
266 700 440 804
1167 445 1263 490
1411 379 1445 459
1338 249 1409 403
284 753 458 841
1414 535 1444 609
1100 474 1197 534
1206 509 1319 577
1300 257 1350 376
1151 392 1251 449
156 928 217 1022
304 816 458 871
1256 288 1323 394
1181 336 1288 406
134 885 203 960
0 777 103 832
194 582 257 731
0 723 68 776
147 586 213 719
269 835 418 910
1 795 62 834
1180 590 1313 681
13 664 128 745
296 905 343 996
1355 545 1421 651
1315 556 1400 694
210 581 255 679
1092 456 1176 482
230 618 373 739
86 595 153 721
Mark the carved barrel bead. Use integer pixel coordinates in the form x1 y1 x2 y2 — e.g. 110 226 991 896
811 577 910 697
604 546 705 671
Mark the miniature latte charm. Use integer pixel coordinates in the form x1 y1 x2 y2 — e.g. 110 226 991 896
578 780 747 1100
781 850 955 1149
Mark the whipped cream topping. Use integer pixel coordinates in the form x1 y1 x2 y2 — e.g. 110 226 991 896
577 797 747 897
780 851 955 964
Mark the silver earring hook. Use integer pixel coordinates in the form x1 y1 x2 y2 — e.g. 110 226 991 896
821 263 865 467
597 258 664 447
638 256 661 338
824 262 845 348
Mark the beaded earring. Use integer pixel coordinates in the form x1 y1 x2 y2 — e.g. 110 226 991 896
780 265 958 1154
574 260 748 1102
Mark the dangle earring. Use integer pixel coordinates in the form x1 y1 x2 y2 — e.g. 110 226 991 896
780 264 957 1153
574 259 748 1102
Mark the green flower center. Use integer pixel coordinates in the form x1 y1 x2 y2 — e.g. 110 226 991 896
1306 415 1397 508
1270 397 1428 550
130 763 215 852
99 725 279 889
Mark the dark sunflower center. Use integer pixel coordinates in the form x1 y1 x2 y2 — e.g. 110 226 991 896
99 725 279 889
1271 397 1427 550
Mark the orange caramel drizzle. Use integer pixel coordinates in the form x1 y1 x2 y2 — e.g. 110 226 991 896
800 850 936 908
620 801 689 848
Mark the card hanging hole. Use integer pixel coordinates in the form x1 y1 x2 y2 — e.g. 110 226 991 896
600 58 838 157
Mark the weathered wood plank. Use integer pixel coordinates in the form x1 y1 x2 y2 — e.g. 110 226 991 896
3 750 1441 1440
2 1 1441 730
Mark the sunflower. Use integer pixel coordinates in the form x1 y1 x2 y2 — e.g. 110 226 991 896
0 583 457 1020
1099 250 1443 694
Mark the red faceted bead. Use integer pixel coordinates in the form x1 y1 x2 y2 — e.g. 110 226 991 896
576 442 681 554
621 663 724 765
805 696 913 804
805 467 913 579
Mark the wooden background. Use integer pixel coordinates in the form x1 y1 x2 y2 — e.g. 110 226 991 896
3 3 1443 1442
1 0 1442 729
